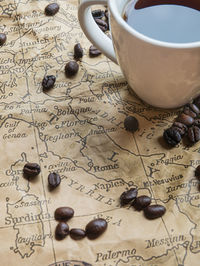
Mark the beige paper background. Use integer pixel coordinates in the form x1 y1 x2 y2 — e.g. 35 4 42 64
0 0 200 265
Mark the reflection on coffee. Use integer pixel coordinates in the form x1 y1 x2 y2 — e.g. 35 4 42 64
123 0 200 43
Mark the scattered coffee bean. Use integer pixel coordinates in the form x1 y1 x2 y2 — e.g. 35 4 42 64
193 95 200 108
23 163 41 178
0 33 6 46
48 172 61 189
74 43 83 60
195 165 200 179
85 218 107 240
144 204 166 219
65 61 79 77
132 195 151 211
105 9 108 20
70 229 86 240
193 118 200 127
120 188 138 206
187 126 200 143
42 75 56 90
92 9 105 19
183 103 200 118
163 127 182 147
54 207 74 221
45 3 59 16
94 18 108 32
124 116 139 132
55 222 69 240
89 45 102 57
171 122 188 136
176 113 194 126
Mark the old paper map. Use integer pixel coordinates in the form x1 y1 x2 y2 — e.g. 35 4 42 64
0 0 200 265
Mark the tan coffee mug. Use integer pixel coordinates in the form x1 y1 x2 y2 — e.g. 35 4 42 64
78 0 200 108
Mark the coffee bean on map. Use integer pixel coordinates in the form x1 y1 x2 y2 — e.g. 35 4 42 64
183 103 200 118
48 172 61 189
193 96 200 108
194 119 200 127
144 204 166 219
163 127 182 147
85 218 107 240
45 3 59 16
55 222 69 240
89 45 102 57
0 33 6 46
124 116 139 132
94 18 108 32
92 9 105 19
105 9 108 20
54 207 74 221
187 126 200 143
120 188 138 206
171 122 188 136
132 195 151 211
23 163 41 178
195 165 200 179
176 113 194 126
42 75 56 90
65 61 79 77
74 43 83 60
70 229 86 240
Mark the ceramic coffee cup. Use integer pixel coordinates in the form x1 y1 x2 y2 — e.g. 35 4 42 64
78 0 200 108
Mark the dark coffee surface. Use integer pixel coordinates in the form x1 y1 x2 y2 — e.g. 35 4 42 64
135 0 200 11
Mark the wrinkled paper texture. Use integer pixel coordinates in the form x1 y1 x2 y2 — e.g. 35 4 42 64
0 0 199 265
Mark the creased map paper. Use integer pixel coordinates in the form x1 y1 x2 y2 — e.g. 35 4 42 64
0 0 199 265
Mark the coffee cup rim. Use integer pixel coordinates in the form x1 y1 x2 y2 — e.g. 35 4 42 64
108 0 200 49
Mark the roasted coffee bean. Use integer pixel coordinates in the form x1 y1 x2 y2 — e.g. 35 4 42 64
120 188 138 206
74 43 83 60
45 3 59 16
105 9 108 20
48 172 61 189
54 207 74 221
132 195 151 211
163 127 182 147
94 18 108 32
171 122 188 136
187 126 200 143
85 218 107 240
176 113 194 126
42 75 56 90
195 165 200 179
0 33 6 46
65 61 79 77
183 103 200 118
23 163 41 178
70 229 86 240
124 116 139 132
193 96 200 108
55 222 69 240
144 204 166 219
89 45 102 57
194 119 200 127
92 9 105 19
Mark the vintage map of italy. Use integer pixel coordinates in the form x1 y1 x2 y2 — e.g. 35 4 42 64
0 0 200 265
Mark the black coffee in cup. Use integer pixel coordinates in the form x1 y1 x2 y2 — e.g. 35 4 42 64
123 0 200 43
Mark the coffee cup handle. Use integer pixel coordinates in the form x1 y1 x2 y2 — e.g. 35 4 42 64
78 0 118 64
